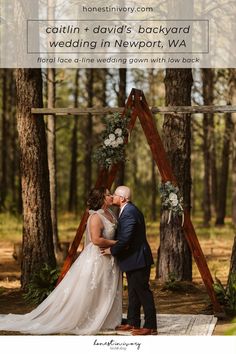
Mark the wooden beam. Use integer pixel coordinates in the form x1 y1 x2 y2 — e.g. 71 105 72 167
32 107 123 115
151 105 236 114
32 105 236 116
136 90 223 314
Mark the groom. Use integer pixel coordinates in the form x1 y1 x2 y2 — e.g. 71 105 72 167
102 185 157 335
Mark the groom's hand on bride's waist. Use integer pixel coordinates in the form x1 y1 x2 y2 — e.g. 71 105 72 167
100 247 111 255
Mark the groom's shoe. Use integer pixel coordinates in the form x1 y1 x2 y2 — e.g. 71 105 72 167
115 324 140 331
131 328 158 335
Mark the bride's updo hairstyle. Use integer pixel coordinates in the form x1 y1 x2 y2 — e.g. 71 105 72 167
87 187 107 210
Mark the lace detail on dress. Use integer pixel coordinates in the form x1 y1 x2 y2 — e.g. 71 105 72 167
0 207 122 335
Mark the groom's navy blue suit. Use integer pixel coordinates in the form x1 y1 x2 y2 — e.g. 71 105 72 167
111 202 157 329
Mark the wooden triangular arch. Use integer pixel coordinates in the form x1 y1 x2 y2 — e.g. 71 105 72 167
57 88 222 314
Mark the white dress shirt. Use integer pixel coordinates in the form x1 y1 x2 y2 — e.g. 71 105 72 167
119 202 129 217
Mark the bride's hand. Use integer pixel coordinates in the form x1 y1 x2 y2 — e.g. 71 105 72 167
100 248 111 255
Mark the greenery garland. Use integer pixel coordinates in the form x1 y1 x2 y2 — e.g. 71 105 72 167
94 112 130 168
159 181 184 224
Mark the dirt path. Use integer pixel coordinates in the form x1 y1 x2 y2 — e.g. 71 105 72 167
0 242 235 335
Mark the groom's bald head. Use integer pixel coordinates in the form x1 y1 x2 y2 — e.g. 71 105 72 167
115 186 131 200
113 186 131 206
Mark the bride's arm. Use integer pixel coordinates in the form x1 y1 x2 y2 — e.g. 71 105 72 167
89 214 117 247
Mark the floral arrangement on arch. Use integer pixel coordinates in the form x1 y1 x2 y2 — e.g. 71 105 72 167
94 112 130 168
159 181 184 225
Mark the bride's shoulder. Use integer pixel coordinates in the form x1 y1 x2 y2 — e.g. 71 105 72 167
88 210 104 223
89 208 104 215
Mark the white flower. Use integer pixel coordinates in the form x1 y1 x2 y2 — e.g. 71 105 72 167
104 139 111 146
117 137 124 145
115 128 122 136
169 192 178 206
106 158 112 164
111 140 119 148
169 192 177 201
109 133 116 141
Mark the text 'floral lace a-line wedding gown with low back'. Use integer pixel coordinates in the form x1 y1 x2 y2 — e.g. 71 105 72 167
0 210 122 335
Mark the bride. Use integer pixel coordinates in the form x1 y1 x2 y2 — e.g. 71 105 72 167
0 187 122 335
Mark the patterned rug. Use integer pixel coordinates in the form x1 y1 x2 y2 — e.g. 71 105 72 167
100 314 217 336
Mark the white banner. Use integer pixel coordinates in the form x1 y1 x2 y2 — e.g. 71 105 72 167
1 336 236 354
0 0 235 68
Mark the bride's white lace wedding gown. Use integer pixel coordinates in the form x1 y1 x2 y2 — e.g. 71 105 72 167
0 209 122 335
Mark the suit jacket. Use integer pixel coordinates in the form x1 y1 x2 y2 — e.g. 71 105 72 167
110 202 154 272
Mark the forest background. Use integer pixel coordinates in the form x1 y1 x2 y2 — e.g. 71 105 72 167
0 68 236 308
1 68 236 220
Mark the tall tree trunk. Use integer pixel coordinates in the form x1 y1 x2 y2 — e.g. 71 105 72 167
149 69 158 221
9 69 18 208
84 69 93 200
47 1 59 252
15 69 56 289
93 68 107 105
68 69 79 213
210 120 218 215
215 114 233 225
132 137 138 190
0 69 7 209
202 115 212 226
151 158 157 221
115 69 126 187
47 68 60 252
118 69 127 107
190 121 197 216
101 69 107 106
230 69 236 226
157 69 193 281
230 70 236 275
202 69 215 226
